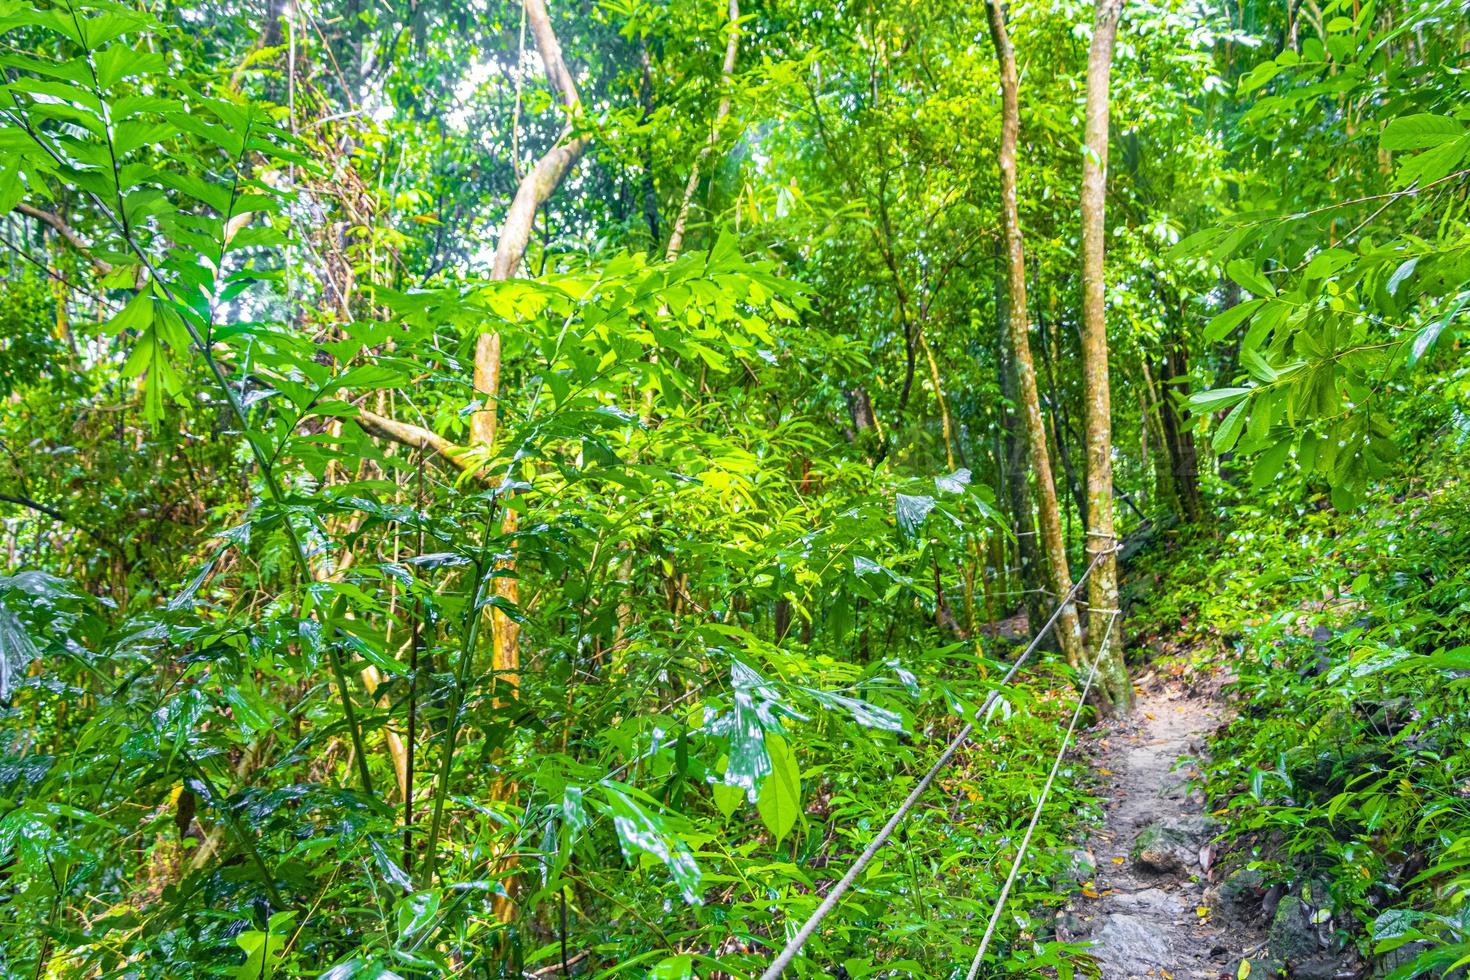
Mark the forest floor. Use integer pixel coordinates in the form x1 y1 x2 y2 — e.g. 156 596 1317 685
1058 664 1269 979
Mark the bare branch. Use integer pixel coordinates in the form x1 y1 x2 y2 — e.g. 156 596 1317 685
13 203 114 274
353 409 485 481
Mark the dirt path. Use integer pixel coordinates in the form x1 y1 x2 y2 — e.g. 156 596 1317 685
1058 673 1268 979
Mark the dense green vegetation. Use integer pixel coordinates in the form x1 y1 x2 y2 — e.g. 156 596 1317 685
0 0 1465 975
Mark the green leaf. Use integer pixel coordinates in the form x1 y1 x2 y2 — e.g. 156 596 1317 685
600 785 702 903
1212 401 1248 453
803 688 905 733
757 733 800 846
233 912 294 980
1238 60 1281 95
711 757 743 820
649 956 693 980
0 602 40 700
895 493 936 537
1408 294 1467 366
394 889 441 940
1250 440 1293 488
1302 248 1354 280
708 660 803 798
1385 257 1417 296
1397 134 1470 188
1188 387 1251 412
1380 113 1463 151
1226 260 1276 298
1204 300 1265 342
934 468 971 493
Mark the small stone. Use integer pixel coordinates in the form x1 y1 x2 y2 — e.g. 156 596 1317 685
1203 867 1268 928
1267 880 1346 967
1060 847 1097 883
1133 815 1220 875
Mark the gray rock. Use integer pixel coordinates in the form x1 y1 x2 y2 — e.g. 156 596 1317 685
1267 881 1344 966
1089 913 1172 976
1107 887 1178 918
1133 815 1220 875
1235 954 1284 978
1055 911 1092 942
1204 866 1268 927
1293 953 1351 980
1373 940 1429 979
1372 939 1462 980
1061 847 1097 884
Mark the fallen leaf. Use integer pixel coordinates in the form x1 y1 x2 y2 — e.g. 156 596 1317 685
1196 906 1210 918
1098 768 1115 776
1081 886 1101 899
1238 959 1252 980
1112 856 1126 864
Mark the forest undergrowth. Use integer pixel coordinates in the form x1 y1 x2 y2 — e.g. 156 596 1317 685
1123 381 1470 978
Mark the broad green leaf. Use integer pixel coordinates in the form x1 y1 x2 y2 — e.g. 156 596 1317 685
934 468 971 493
1212 401 1248 453
895 493 936 537
394 889 441 939
0 603 40 700
803 687 905 732
1188 387 1251 412
1302 248 1354 280
1204 300 1265 342
1226 259 1276 298
599 784 701 903
649 956 693 980
757 734 800 846
1380 113 1463 151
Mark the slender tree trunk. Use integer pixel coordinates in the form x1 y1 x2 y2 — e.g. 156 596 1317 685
666 0 739 259
918 325 957 470
1160 335 1205 522
995 273 1047 638
1080 0 1130 711
460 0 588 920
984 0 1085 668
470 0 590 703
1037 310 1087 526
1139 358 1180 515
474 0 590 444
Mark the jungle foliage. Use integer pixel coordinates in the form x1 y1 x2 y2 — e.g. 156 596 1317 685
0 0 1465 976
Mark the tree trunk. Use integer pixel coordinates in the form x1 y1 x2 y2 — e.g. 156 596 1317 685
995 273 1047 639
984 0 1086 669
1037 310 1087 526
464 0 588 919
1139 358 1179 515
666 0 739 259
470 0 590 702
1080 0 1130 711
1160 336 1205 523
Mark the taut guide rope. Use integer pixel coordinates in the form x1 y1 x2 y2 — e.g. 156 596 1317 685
961 605 1122 980
755 546 1118 980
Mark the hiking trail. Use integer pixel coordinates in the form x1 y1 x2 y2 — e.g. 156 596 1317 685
1058 668 1270 979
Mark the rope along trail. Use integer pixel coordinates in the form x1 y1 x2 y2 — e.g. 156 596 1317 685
756 549 1116 980
962 607 1122 979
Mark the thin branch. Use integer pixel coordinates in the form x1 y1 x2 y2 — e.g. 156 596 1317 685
13 203 113 274
353 408 486 481
0 491 116 549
